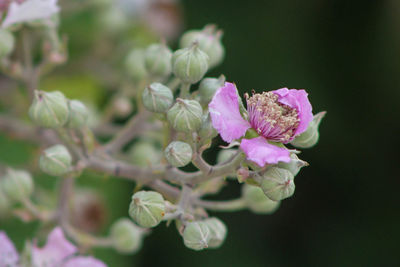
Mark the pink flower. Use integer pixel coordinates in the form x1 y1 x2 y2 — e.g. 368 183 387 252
0 227 107 267
209 82 313 167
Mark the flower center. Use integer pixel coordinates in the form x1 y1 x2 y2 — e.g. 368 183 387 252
246 92 299 143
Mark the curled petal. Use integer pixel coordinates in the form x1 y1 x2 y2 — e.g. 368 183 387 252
240 137 290 167
209 82 250 142
32 227 77 266
273 88 313 136
63 256 107 267
0 231 19 267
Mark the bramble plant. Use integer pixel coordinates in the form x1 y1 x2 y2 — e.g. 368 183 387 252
0 0 325 266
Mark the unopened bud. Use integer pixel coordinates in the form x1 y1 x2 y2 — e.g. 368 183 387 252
278 153 308 176
198 113 218 142
203 217 227 248
291 111 326 148
0 168 33 202
129 191 165 228
217 149 237 164
144 43 172 78
198 75 225 104
242 184 280 214
129 141 161 166
172 43 209 84
164 141 192 167
66 100 89 129
260 167 295 201
110 218 144 254
111 96 133 118
39 145 72 176
28 90 69 128
142 83 174 113
183 221 211 251
125 49 148 82
167 99 203 132
0 29 14 58
180 25 225 68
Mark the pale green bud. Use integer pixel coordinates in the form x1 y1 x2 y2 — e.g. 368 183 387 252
66 100 89 129
111 218 144 254
142 83 174 113
144 43 172 78
111 96 133 118
198 113 218 143
198 75 225 104
129 141 161 166
28 90 69 128
217 148 238 164
172 43 209 84
180 25 225 68
167 99 203 132
242 184 280 214
129 191 165 228
1 168 33 202
183 221 211 251
203 217 227 248
0 29 14 58
164 141 193 167
291 111 326 148
39 145 72 176
278 153 308 176
261 167 295 201
125 49 148 82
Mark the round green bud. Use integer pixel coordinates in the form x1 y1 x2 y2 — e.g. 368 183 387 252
0 29 14 58
260 167 295 201
172 43 209 84
142 83 174 113
39 145 72 176
203 217 227 248
111 96 133 118
291 111 326 148
217 148 238 164
66 100 89 129
144 43 172 78
198 75 225 104
1 168 33 202
167 99 203 132
129 141 161 166
242 184 280 214
164 141 193 167
180 25 225 68
198 113 218 142
110 218 144 254
125 49 148 82
278 153 308 176
129 191 165 228
183 221 211 251
28 90 69 128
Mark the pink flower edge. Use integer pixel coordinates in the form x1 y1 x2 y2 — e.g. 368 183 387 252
63 256 108 267
0 231 19 266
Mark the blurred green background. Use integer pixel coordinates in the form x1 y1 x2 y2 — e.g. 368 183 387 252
1 0 400 266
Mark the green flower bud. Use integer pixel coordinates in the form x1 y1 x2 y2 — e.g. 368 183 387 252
167 99 203 132
203 217 227 248
198 75 225 104
0 168 33 202
0 29 14 58
291 111 326 148
129 141 161 166
217 148 238 164
66 100 89 129
111 218 144 254
198 113 218 142
164 141 193 167
111 96 133 118
242 184 280 214
278 153 308 176
129 191 165 228
28 90 69 128
261 167 295 201
142 83 174 113
125 49 148 82
183 221 211 251
172 43 209 84
144 43 172 78
39 145 72 176
180 25 225 68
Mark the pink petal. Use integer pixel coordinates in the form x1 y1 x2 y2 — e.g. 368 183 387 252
209 82 250 142
0 231 19 267
273 88 313 136
32 227 77 267
240 137 291 167
63 256 107 267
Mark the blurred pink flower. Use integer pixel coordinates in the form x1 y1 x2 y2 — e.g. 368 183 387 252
209 82 313 167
